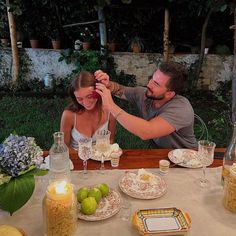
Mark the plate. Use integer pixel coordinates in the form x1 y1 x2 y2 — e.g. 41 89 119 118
77 188 121 221
40 156 74 170
119 171 167 199
133 207 191 236
90 145 123 162
168 149 202 168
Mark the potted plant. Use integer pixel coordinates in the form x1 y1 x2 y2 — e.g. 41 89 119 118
107 28 118 52
50 28 61 49
129 36 144 53
28 29 40 48
79 27 95 50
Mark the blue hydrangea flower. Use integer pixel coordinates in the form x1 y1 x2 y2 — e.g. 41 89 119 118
0 134 43 177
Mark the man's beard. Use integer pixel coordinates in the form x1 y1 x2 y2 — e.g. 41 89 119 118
145 88 165 100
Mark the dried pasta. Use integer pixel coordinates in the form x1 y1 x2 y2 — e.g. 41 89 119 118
43 194 77 236
223 175 236 213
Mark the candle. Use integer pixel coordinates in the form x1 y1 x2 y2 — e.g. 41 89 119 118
43 181 77 236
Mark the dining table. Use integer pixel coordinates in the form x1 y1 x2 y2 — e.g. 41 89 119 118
1 148 236 236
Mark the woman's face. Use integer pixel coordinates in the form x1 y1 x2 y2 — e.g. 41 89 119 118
74 86 98 110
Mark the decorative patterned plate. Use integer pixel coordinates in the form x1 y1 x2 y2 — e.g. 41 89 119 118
133 207 191 236
77 188 121 221
168 149 202 168
90 146 123 162
119 171 167 199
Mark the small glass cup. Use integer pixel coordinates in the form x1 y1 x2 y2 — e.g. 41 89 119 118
110 152 120 168
159 160 170 175
120 200 131 221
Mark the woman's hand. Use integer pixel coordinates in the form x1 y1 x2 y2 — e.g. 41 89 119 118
95 83 114 110
94 70 110 87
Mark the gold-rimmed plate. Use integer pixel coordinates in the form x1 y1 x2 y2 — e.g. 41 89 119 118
77 188 121 221
119 171 167 199
168 149 202 168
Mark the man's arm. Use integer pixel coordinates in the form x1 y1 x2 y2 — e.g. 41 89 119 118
96 83 176 140
95 70 127 100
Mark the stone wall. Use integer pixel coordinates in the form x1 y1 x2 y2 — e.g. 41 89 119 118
0 48 233 90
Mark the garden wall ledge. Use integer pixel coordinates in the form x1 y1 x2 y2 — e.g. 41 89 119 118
0 48 233 90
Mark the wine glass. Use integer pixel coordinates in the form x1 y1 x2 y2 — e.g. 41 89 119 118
197 140 216 187
95 130 111 174
78 138 92 177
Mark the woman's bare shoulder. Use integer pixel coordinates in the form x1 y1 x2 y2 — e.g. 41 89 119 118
62 109 75 120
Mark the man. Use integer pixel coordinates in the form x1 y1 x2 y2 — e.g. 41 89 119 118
95 61 197 149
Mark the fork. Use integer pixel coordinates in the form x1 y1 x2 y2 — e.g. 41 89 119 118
171 160 188 167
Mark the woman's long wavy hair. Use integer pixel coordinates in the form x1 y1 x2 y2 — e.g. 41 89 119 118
66 71 102 121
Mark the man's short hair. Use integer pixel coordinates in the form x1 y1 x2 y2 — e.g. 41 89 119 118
159 61 187 94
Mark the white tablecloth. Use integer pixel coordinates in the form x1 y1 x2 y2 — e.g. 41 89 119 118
1 167 236 236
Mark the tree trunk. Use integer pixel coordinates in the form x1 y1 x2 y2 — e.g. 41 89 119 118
98 7 107 53
6 1 20 85
232 8 236 123
163 8 169 62
195 9 213 88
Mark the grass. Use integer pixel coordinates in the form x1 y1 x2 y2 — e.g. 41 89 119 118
0 93 232 149
0 96 150 150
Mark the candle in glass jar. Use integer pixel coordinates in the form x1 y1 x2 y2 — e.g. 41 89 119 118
43 181 77 236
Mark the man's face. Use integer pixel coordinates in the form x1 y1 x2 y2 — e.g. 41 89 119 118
146 70 171 100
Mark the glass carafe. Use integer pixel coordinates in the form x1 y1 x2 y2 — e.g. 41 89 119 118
49 132 70 182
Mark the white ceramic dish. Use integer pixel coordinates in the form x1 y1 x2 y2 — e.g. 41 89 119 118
168 149 202 168
119 171 167 199
77 188 121 221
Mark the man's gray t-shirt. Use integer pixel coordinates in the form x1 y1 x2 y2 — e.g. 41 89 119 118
124 86 197 149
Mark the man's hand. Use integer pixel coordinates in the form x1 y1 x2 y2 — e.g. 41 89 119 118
94 70 110 87
95 83 114 111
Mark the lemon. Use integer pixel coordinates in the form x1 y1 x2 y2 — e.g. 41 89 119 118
98 183 109 197
81 197 97 215
88 187 102 203
0 225 23 236
77 187 89 203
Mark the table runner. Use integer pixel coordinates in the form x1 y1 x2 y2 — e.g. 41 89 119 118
0 167 235 236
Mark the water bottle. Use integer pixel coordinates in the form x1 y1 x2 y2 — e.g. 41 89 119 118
49 132 71 182
222 123 236 185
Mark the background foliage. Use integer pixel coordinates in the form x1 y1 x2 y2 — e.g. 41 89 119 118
0 0 235 53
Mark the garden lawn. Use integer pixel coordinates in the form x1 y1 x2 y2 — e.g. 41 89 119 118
0 94 231 149
0 96 150 150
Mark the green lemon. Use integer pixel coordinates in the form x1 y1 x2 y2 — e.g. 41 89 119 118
77 187 89 203
98 183 110 197
88 187 102 203
81 197 97 215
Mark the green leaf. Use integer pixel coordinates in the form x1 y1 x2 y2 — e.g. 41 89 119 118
23 168 48 177
0 175 35 215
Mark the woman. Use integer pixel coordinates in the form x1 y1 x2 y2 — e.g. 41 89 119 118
60 71 116 149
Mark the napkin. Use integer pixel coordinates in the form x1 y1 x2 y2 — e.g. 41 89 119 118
40 156 74 170
94 143 122 157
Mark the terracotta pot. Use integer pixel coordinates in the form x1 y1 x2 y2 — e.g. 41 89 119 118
82 42 91 50
132 44 141 53
1 38 10 47
107 42 116 52
52 40 61 49
30 39 39 48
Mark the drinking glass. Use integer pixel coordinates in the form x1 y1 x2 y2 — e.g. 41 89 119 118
95 130 111 173
197 140 216 187
78 138 92 177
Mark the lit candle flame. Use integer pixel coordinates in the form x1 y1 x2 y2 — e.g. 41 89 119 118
55 181 67 194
